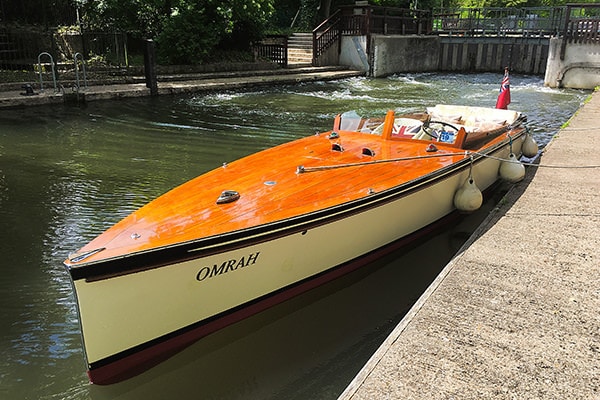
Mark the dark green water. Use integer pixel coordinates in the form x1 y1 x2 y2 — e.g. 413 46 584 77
0 73 588 399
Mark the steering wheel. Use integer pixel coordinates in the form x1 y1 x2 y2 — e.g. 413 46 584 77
421 120 460 140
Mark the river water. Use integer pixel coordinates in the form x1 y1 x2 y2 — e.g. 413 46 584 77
0 73 588 399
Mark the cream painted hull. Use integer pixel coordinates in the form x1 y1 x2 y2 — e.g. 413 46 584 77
73 139 521 370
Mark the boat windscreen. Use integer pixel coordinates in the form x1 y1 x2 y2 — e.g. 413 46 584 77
338 111 363 131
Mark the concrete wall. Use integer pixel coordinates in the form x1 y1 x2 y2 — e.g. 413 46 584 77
544 37 600 89
339 36 369 72
370 35 439 77
314 41 340 67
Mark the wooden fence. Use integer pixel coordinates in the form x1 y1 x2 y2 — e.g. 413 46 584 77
253 35 288 67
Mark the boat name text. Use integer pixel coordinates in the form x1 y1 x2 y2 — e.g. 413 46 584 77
196 252 261 282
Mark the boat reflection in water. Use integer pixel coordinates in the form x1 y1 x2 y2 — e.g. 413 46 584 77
64 104 533 385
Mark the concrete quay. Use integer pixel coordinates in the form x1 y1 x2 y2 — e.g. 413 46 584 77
340 91 600 399
0 66 364 109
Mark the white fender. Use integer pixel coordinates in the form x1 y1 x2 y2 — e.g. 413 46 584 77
500 153 525 183
454 177 483 212
522 134 539 158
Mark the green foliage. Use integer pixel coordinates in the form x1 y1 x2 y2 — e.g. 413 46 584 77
270 0 302 29
81 0 275 65
0 0 76 25
156 10 219 64
156 5 223 64
296 0 320 30
81 0 166 35
221 0 276 48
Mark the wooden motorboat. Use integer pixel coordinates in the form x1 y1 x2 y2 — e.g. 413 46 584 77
64 104 531 385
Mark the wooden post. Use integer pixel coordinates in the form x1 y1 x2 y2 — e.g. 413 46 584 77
382 110 395 141
144 39 158 96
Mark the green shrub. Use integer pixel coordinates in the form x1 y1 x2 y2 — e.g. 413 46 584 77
157 8 222 64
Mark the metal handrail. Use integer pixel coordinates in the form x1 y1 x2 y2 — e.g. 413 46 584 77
432 6 566 37
559 3 600 60
313 9 342 63
37 52 57 92
74 52 87 89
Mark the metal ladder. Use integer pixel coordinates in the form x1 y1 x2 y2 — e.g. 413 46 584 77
37 52 57 91
74 52 87 89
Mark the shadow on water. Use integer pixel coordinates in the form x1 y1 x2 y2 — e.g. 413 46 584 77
87 185 510 400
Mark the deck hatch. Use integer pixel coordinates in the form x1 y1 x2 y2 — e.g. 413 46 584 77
362 147 375 156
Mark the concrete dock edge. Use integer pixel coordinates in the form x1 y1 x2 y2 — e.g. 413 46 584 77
339 90 600 399
0 67 364 109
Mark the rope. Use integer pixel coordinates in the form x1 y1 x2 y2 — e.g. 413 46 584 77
296 151 470 173
297 149 600 173
474 152 600 169
554 126 600 132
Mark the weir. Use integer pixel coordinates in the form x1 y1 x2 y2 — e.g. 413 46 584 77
364 35 550 77
314 4 600 89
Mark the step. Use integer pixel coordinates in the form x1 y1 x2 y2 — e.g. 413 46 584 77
289 34 312 40
290 32 312 37
288 42 313 50
288 33 313 47
288 56 313 62
288 62 312 66
288 36 312 43
288 53 312 63
288 50 312 55
288 59 313 64
288 48 312 55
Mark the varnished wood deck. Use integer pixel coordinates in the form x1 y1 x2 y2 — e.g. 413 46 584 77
66 110 522 268
66 128 514 267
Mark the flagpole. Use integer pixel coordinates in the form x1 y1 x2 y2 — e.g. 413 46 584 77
495 67 511 110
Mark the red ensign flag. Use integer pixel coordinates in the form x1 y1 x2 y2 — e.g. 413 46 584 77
495 68 511 110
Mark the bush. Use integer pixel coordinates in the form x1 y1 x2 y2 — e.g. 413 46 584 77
157 8 222 64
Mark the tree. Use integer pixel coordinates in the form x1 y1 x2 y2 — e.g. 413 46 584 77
81 0 165 35
80 0 275 64
0 0 78 26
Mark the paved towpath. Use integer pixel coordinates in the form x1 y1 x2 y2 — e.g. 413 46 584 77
0 66 364 109
339 90 600 399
